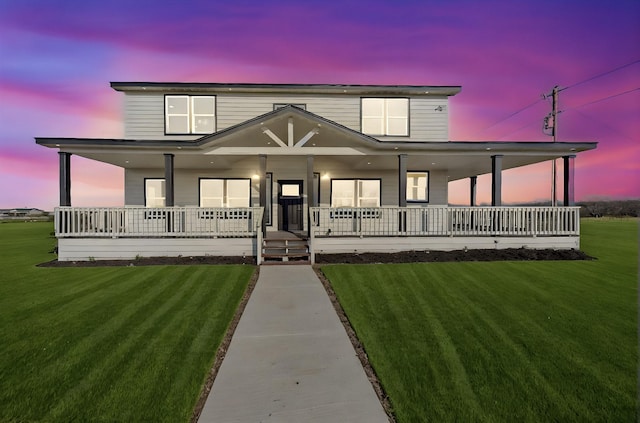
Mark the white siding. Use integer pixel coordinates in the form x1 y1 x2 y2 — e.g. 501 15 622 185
123 92 449 142
125 160 450 207
125 161 261 207
217 94 361 133
313 236 580 254
58 238 256 261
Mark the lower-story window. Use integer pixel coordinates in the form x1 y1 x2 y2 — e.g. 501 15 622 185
200 178 250 207
145 179 165 207
331 179 381 207
407 171 429 202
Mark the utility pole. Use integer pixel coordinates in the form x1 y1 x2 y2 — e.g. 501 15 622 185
543 85 559 206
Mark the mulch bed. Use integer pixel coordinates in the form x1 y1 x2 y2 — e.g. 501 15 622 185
316 248 594 264
38 248 593 267
37 255 255 267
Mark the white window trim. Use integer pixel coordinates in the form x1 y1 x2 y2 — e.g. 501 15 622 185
200 178 250 208
165 95 216 134
361 98 409 136
145 179 166 207
407 171 429 202
331 179 381 207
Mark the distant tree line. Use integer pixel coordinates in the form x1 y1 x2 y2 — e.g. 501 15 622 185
577 200 640 217
466 200 640 217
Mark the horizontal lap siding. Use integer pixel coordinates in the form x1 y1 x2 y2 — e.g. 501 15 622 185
217 94 360 132
58 238 256 261
313 236 579 254
124 93 449 142
125 162 261 206
125 161 449 207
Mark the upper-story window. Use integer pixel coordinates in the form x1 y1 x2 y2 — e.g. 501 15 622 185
361 98 409 136
165 95 216 134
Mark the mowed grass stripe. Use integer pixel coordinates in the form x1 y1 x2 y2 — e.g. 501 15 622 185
5 266 183 406
0 222 254 422
323 218 637 422
46 266 205 420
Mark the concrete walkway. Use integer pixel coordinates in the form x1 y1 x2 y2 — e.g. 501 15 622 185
199 265 389 423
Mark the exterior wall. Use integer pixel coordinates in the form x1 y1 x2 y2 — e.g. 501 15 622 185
124 159 451 231
125 160 261 207
123 92 449 142
313 236 580 254
58 238 256 261
57 234 579 261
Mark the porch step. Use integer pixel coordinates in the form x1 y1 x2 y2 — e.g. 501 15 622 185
262 237 310 265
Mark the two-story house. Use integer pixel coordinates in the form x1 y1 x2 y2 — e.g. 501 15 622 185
36 82 597 263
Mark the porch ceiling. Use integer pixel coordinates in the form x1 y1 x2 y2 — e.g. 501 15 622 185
67 148 590 181
37 106 596 178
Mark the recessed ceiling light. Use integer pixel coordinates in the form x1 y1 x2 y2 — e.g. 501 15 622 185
431 162 436 165
125 160 129 164
367 162 371 165
486 147 491 151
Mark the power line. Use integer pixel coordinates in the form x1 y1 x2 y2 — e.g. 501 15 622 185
479 99 543 134
565 87 639 110
565 108 635 142
476 59 638 139
561 59 640 92
497 119 540 140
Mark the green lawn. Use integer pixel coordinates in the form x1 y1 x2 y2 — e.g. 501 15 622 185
0 222 254 422
322 218 638 422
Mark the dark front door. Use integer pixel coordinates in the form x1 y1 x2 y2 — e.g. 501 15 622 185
278 180 303 231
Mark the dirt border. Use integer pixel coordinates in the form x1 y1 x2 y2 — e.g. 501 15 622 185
313 266 397 423
189 266 260 422
37 255 254 267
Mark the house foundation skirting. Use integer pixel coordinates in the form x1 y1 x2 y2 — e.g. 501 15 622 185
57 238 257 261
312 236 579 255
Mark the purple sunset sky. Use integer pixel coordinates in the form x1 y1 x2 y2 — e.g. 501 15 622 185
0 0 638 209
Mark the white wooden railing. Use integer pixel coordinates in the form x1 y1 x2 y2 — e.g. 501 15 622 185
310 206 580 237
55 207 264 238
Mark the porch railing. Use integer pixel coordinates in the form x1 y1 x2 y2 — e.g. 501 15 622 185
54 207 264 238
310 206 580 237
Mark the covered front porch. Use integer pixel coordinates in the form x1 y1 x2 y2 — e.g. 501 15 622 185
38 105 595 263
53 205 580 263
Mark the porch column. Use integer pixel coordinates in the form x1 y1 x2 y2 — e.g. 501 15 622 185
491 155 503 206
259 154 267 235
59 152 71 207
306 156 315 207
398 154 407 207
164 153 174 207
307 155 315 237
563 155 576 206
469 176 477 207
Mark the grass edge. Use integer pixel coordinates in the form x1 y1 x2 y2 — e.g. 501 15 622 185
189 266 261 422
313 265 396 423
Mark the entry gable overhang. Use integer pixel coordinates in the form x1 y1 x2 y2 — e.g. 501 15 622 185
196 105 387 153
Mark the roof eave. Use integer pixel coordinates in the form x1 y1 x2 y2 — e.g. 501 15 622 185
110 82 462 97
